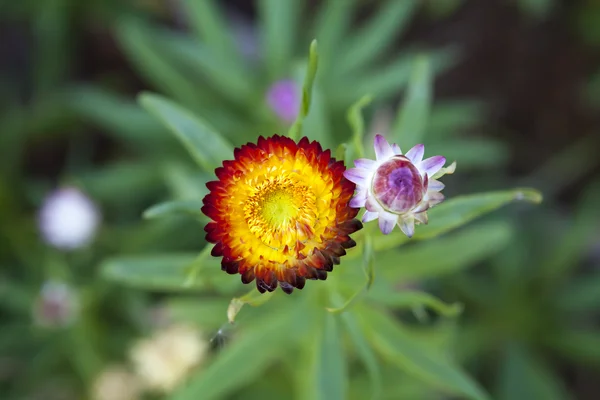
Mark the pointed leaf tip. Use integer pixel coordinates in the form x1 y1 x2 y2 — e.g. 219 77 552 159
513 188 543 204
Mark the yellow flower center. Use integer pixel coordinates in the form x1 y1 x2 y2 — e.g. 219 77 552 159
244 177 316 253
260 188 299 227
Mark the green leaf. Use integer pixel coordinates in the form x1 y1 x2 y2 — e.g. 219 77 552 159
63 85 167 147
326 234 374 314
367 289 462 318
303 313 347 400
347 95 372 159
258 0 301 79
143 200 206 220
292 60 332 148
159 30 254 102
162 162 211 200
77 161 162 204
426 138 510 168
546 330 600 366
182 0 240 64
337 0 418 75
519 133 600 198
373 221 513 281
312 0 356 75
356 306 490 400
557 272 600 312
427 100 486 139
340 310 382 400
331 48 457 104
100 253 238 294
495 344 570 400
227 288 276 323
392 55 432 147
544 182 600 279
169 300 311 400
139 93 233 171
288 40 319 140
167 298 231 330
115 18 208 111
33 0 70 94
348 188 541 257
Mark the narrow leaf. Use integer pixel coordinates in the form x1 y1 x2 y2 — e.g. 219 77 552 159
143 200 206 220
160 31 254 101
347 95 372 159
331 48 457 104
367 290 463 318
374 221 513 281
63 85 167 146
182 0 240 63
427 100 486 139
312 0 356 76
304 314 347 400
357 306 490 400
167 298 232 329
426 138 510 168
288 40 319 140
546 330 600 366
544 182 600 278
170 301 311 400
139 93 233 171
348 188 541 258
519 133 600 198
337 0 418 75
115 18 207 111
327 234 374 314
557 272 600 312
227 289 275 323
100 253 238 294
495 344 570 400
258 0 301 79
340 310 382 400
392 55 432 147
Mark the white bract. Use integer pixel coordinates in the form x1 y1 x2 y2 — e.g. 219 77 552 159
344 134 456 237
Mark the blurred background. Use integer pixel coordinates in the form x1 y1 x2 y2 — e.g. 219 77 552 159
1 0 600 399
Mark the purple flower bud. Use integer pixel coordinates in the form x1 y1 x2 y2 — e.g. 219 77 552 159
373 156 425 213
266 79 299 123
344 134 455 237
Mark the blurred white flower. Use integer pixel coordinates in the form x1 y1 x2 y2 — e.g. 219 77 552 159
38 187 100 250
92 365 142 400
32 281 79 328
344 134 456 237
130 324 208 393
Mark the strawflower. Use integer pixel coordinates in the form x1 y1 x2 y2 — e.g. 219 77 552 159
202 135 362 294
344 134 455 237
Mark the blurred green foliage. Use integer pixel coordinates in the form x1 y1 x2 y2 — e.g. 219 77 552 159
1 0 599 399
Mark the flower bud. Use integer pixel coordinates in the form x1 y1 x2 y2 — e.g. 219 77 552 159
344 134 455 237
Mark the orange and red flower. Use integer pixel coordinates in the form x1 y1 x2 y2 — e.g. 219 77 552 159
202 135 362 294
